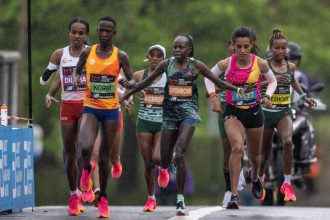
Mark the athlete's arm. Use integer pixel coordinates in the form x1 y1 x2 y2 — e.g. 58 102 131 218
289 62 316 107
196 60 242 94
45 71 60 108
74 47 91 89
40 49 62 85
118 50 136 89
120 60 167 103
204 61 223 94
258 57 277 108
76 47 91 75
203 61 225 113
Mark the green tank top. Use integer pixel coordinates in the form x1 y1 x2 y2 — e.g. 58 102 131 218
137 69 166 122
263 60 292 112
163 57 201 122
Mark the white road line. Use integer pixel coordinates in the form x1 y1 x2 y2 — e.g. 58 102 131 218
168 206 224 220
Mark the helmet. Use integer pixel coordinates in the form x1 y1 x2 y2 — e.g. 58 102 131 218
265 46 272 59
287 42 303 59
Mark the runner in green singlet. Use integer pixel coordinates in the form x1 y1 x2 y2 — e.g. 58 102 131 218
258 28 316 203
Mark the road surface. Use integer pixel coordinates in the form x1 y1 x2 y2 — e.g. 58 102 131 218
1 205 330 219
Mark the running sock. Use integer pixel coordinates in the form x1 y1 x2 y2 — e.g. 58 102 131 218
258 175 264 183
94 188 100 193
177 194 184 203
148 194 156 200
284 174 291 184
223 170 231 191
70 189 80 196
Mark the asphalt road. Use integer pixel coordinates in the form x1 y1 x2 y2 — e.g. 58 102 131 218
1 205 330 220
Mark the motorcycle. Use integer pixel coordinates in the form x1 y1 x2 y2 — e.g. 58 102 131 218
243 82 326 205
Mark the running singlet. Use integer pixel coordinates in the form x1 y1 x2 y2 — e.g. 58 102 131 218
84 45 120 109
225 54 262 109
263 60 292 112
138 69 166 123
59 45 88 101
163 57 200 122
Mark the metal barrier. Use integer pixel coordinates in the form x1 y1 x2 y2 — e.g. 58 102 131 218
0 126 35 212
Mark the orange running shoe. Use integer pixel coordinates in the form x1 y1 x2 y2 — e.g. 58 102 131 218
82 188 95 203
68 194 81 216
143 198 157 212
80 161 95 191
157 169 169 188
111 161 122 179
280 182 297 202
97 196 110 218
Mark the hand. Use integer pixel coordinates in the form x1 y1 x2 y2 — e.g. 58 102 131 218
45 94 59 108
304 97 317 108
210 96 222 113
123 99 134 113
238 87 245 97
245 83 257 93
118 78 128 87
119 78 136 89
137 90 145 98
261 96 272 109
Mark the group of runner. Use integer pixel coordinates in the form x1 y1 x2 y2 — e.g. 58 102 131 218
40 15 316 218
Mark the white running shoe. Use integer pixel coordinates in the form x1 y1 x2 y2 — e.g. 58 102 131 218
237 169 246 191
222 191 232 208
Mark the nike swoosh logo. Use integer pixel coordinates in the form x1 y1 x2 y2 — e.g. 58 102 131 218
105 61 113 65
253 109 260 115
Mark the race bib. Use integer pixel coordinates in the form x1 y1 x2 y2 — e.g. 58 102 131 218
62 66 75 91
233 90 257 106
62 66 86 91
143 94 164 106
271 94 290 105
169 85 192 97
90 74 115 99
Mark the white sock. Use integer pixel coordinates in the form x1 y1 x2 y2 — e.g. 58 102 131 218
259 175 264 183
148 194 156 200
177 194 184 202
284 174 291 184
94 188 100 193
70 189 79 196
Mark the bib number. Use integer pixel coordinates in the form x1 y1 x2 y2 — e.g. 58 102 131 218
90 74 115 99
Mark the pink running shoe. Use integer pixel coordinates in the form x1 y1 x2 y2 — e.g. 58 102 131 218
157 169 169 188
280 182 297 202
80 161 96 192
143 198 157 212
97 196 110 218
82 188 95 203
111 161 122 179
78 191 85 212
68 194 81 216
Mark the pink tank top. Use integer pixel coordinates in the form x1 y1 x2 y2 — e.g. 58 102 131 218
225 54 262 109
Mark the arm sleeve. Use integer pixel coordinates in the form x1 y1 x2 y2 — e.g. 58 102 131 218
264 69 277 97
204 64 222 94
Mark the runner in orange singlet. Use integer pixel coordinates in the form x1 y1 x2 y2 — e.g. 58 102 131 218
74 16 135 218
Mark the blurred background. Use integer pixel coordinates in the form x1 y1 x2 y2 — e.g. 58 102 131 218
0 0 329 207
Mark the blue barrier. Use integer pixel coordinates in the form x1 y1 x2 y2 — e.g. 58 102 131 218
0 126 35 212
